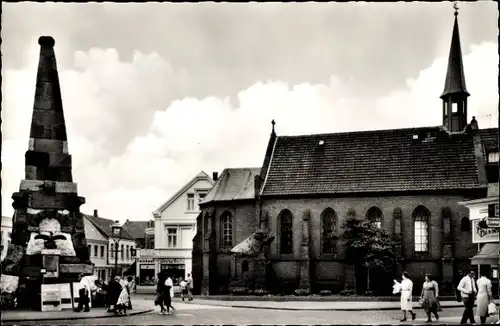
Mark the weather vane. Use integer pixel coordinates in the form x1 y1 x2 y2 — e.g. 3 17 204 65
453 1 459 15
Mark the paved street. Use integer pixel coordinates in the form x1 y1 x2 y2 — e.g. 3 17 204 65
7 297 499 325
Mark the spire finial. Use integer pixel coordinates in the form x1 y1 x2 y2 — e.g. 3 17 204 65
271 119 276 133
453 1 459 16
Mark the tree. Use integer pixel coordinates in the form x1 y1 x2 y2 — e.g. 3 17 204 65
340 217 396 294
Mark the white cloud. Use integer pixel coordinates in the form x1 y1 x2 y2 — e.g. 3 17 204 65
1 41 497 223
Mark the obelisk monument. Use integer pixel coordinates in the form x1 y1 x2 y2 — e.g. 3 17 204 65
1 36 92 309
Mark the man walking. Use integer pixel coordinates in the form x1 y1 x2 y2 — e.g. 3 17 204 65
186 273 194 301
75 274 90 312
457 269 478 324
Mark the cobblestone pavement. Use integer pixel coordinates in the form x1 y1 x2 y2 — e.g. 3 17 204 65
8 299 499 325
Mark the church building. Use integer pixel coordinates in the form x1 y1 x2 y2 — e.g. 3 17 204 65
193 10 499 296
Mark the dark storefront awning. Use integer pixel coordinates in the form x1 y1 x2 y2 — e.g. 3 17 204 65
123 262 136 276
471 243 500 265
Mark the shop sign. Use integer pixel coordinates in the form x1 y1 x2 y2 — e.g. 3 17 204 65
140 264 155 270
138 258 155 264
473 220 500 243
158 258 184 264
139 249 156 257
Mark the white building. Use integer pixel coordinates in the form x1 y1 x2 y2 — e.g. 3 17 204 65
84 213 110 281
135 171 215 290
1 216 13 261
85 210 137 280
459 149 499 289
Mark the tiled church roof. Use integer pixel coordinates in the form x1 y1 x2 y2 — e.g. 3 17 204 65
201 168 261 204
261 126 495 196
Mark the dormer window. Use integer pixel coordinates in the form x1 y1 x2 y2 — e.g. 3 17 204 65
488 152 499 163
187 194 195 211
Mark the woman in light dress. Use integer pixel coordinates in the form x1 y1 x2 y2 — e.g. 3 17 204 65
476 267 493 325
420 274 440 322
115 276 131 315
400 271 417 322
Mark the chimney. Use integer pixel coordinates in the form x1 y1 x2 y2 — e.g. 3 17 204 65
213 172 218 181
93 209 98 217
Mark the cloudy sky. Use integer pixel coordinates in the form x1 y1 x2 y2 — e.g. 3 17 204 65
2 2 498 223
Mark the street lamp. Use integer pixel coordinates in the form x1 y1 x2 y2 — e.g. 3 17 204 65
111 220 123 276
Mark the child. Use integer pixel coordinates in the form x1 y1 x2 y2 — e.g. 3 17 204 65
180 279 188 301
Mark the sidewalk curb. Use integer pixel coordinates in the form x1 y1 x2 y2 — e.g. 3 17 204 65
188 302 471 311
1 307 154 322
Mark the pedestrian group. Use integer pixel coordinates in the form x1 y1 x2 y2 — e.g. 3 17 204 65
394 267 496 324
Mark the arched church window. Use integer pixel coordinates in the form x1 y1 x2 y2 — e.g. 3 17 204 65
321 208 337 254
279 210 293 255
413 206 430 253
366 206 383 228
461 217 471 232
220 211 233 247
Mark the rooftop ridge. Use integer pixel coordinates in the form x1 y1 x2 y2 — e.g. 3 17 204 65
277 125 457 139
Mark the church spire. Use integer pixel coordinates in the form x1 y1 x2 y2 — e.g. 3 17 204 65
440 2 469 132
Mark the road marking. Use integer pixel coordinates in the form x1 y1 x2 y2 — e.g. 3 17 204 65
176 313 193 316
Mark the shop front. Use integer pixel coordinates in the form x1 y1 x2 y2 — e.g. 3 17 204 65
460 195 499 295
138 258 156 286
159 258 186 286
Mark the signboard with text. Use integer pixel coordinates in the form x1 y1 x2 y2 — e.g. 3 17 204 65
473 220 500 243
140 264 155 270
138 258 155 264
487 218 500 228
158 258 185 264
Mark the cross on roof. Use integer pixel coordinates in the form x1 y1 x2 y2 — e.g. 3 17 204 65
271 119 276 133
453 1 459 16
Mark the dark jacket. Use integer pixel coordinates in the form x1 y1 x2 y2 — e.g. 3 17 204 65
108 280 121 305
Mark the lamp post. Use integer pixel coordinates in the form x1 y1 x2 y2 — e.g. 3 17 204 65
111 221 123 276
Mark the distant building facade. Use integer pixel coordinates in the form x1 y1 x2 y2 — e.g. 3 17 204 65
459 179 499 293
193 12 499 296
123 219 155 250
84 211 111 281
135 171 215 290
1 216 13 261
85 210 137 279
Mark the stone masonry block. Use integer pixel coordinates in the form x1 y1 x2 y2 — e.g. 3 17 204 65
31 138 67 153
25 165 37 180
20 180 44 191
25 150 50 167
55 181 77 193
48 153 72 168
33 84 58 110
29 192 70 210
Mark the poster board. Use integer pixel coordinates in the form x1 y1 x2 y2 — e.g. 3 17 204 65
60 283 72 310
41 284 62 312
473 220 500 243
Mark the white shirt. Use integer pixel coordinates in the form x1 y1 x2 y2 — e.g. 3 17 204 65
186 276 193 289
401 279 413 292
457 275 477 298
164 278 173 287
180 281 187 289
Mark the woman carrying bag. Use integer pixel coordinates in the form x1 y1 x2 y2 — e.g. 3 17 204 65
476 267 494 324
419 274 442 323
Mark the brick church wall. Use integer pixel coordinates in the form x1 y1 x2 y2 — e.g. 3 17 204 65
202 193 481 294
